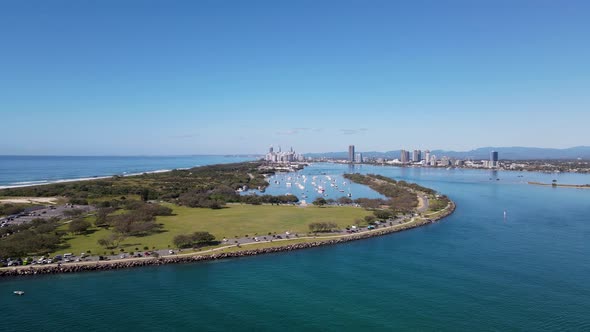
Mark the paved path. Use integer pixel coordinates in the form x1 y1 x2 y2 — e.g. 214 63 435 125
416 193 429 213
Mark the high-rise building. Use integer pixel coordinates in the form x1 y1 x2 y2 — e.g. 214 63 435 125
348 145 355 163
490 151 499 168
355 153 363 163
265 145 300 163
424 150 431 165
400 149 410 163
412 150 421 162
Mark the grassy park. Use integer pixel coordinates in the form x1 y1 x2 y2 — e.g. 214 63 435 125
0 163 452 261
55 204 371 256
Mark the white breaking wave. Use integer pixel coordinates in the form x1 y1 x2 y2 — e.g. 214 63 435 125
1 168 180 190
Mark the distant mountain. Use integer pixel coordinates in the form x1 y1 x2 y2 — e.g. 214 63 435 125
304 146 590 160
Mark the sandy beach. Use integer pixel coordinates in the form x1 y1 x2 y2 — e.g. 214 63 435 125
0 197 58 204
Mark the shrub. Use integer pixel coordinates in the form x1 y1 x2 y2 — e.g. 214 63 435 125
308 222 338 233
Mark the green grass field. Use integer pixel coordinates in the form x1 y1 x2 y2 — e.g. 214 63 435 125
55 204 371 256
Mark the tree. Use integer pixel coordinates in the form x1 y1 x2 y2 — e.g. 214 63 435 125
95 207 114 227
140 188 150 202
308 222 338 233
192 231 215 244
313 197 327 207
173 232 216 249
97 234 125 249
354 198 384 209
69 218 91 234
364 215 377 224
173 234 193 248
373 210 393 220
337 197 353 205
68 197 89 205
97 237 114 249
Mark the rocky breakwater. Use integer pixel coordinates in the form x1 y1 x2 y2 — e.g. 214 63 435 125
1 202 455 278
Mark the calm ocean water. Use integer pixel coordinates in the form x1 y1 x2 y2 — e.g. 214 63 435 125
0 155 254 188
1 161 589 331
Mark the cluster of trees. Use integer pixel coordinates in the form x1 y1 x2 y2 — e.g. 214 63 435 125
0 162 270 204
177 186 237 209
354 215 381 227
68 218 91 234
178 186 299 209
428 195 450 211
353 198 389 209
349 173 436 195
105 201 171 236
308 222 338 233
312 198 327 206
343 173 418 212
0 218 63 259
311 197 355 207
373 210 393 220
343 173 375 186
173 231 216 248
97 234 126 249
240 194 299 205
0 203 29 217
95 201 173 248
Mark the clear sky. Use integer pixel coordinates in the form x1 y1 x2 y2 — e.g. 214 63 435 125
1 0 589 155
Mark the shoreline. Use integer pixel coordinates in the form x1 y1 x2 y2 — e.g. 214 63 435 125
335 161 590 175
0 169 190 190
0 202 456 277
3 158 587 191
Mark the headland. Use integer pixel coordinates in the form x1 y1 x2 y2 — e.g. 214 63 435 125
0 161 455 277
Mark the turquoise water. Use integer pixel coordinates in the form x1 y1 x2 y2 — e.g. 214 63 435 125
1 164 589 331
244 163 386 201
0 155 253 187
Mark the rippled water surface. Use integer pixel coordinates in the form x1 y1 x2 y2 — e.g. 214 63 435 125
1 163 589 331
0 155 253 187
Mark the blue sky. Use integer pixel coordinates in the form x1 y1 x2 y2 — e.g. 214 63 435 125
1 0 589 155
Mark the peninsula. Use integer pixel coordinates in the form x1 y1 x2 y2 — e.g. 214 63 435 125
0 162 455 276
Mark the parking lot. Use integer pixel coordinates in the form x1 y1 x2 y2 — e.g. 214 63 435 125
0 204 94 228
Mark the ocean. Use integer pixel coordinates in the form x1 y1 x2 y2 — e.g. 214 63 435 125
1 159 589 331
0 155 254 188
